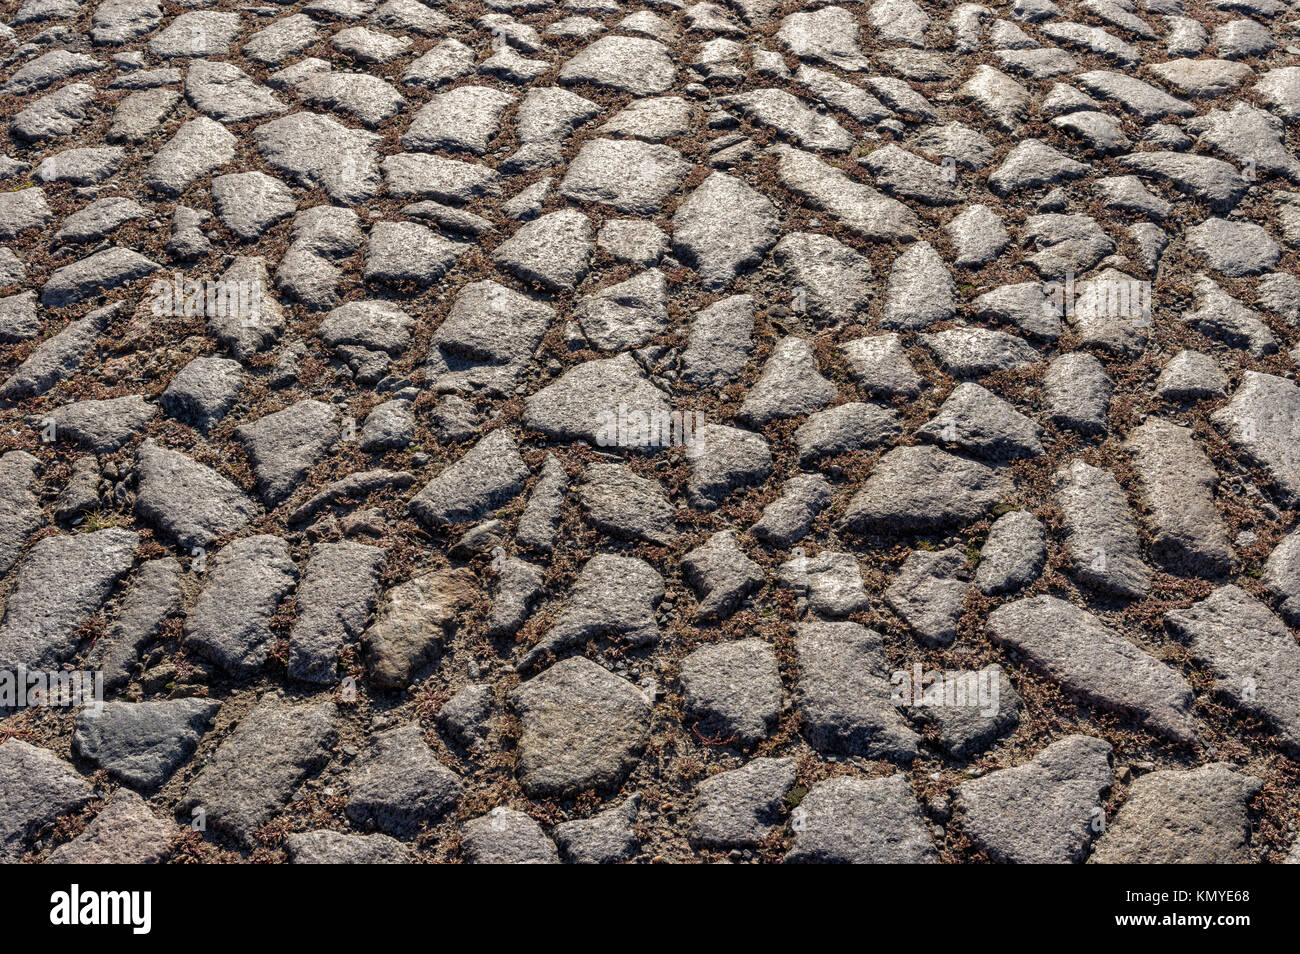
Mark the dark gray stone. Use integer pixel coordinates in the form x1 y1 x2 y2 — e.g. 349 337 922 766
346 724 463 835
690 759 794 848
955 735 1112 863
795 622 919 760
73 699 219 790
786 775 937 864
554 794 640 863
680 638 781 746
463 808 559 863
289 541 385 684
510 657 651 797
181 697 336 846
989 596 1196 743
183 535 296 678
0 740 93 862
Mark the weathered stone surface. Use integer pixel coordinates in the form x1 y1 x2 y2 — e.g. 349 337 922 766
690 759 794 848
255 112 381 203
210 172 296 240
183 535 296 677
286 830 409 864
863 144 960 205
772 233 872 324
0 528 136 671
579 463 676 545
946 205 1009 267
961 64 1031 131
45 394 155 454
463 808 559 864
488 561 546 642
1263 531 1300 626
683 530 762 621
1090 764 1262 864
181 698 336 846
555 795 640 863
975 511 1045 596
346 725 462 835
207 257 285 359
795 622 919 760
1044 352 1111 434
681 639 781 746
955 735 1112 863
921 328 1041 376
559 36 676 95
145 118 235 196
737 337 835 426
12 84 97 141
786 775 937 864
574 270 668 352
1155 350 1226 402
0 451 42 577
841 446 1010 534
521 554 662 668
383 152 500 203
1187 219 1281 279
409 429 528 527
364 568 477 689
918 383 1042 459
492 209 592 291
561 139 690 214
186 60 285 123
1127 419 1234 576
133 440 256 548
988 140 1088 195
881 241 953 330
162 357 243 432
84 557 181 691
290 542 385 684
46 790 173 865
516 454 567 553
907 664 1021 760
1024 215 1115 281
1118 151 1248 211
1211 372 1300 506
0 740 93 862
796 403 899 463
839 334 923 397
74 699 218 790
53 195 144 243
42 247 158 308
885 548 969 647
724 88 853 153
236 401 338 505
779 550 869 618
768 145 918 241
523 354 671 444
1165 586 1300 752
1055 460 1150 599
673 173 779 291
0 188 53 240
989 596 1196 743
753 474 831 547
680 295 755 389
776 6 869 71
511 657 651 797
